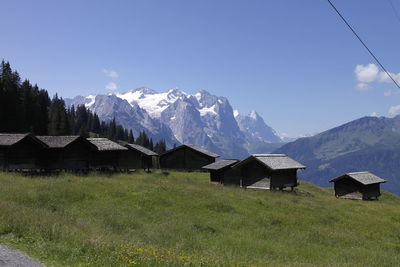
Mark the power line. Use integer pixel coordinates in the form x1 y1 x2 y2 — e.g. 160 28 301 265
326 0 400 89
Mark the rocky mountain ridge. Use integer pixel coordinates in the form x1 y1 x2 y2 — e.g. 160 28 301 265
65 88 283 158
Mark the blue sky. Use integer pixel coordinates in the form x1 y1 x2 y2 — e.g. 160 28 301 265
2 0 400 137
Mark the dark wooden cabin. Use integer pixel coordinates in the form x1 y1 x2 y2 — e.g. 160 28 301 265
86 138 128 171
122 143 159 171
202 159 239 184
329 171 386 200
234 154 306 190
0 133 48 171
37 136 95 171
160 144 219 171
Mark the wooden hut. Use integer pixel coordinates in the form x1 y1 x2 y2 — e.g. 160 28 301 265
234 154 306 190
86 138 128 171
160 144 219 171
202 159 239 184
329 171 386 200
0 133 48 171
122 143 159 171
36 136 95 171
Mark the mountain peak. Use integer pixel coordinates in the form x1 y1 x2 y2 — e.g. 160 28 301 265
249 110 259 120
131 87 158 95
66 87 281 157
167 88 186 96
236 109 281 143
199 89 211 95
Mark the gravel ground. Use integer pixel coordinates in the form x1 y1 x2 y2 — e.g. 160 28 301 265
0 245 45 267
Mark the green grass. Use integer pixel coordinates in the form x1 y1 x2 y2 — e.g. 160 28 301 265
0 171 399 266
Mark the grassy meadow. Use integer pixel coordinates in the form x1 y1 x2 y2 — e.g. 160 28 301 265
0 171 399 266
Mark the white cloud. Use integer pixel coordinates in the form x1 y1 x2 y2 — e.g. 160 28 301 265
354 63 400 91
378 71 400 83
355 64 379 83
370 111 378 117
103 69 118 78
105 82 117 90
389 105 400 116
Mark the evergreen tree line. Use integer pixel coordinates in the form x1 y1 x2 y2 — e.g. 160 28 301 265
0 60 166 154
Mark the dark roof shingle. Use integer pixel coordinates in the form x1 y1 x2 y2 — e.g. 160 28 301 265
236 154 306 170
0 133 30 146
36 136 81 148
0 133 47 147
330 171 386 185
162 144 219 158
202 159 239 170
125 143 158 156
87 138 128 151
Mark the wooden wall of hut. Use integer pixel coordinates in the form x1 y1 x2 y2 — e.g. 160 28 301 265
334 179 381 199
241 160 270 187
40 143 92 171
0 149 6 170
210 170 222 183
334 178 362 197
90 151 123 170
160 147 215 170
270 169 298 189
62 141 92 170
1 139 42 170
222 167 242 186
239 161 298 189
119 150 154 170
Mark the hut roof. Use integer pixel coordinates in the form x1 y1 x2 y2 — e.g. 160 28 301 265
202 159 239 170
0 133 47 147
236 154 306 170
36 136 82 148
125 143 158 156
162 144 219 158
86 138 128 151
329 171 386 185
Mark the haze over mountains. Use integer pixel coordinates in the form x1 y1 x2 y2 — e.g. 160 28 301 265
66 88 283 158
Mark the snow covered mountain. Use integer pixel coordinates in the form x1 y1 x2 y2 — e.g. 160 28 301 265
235 110 281 143
64 94 178 145
116 87 185 118
65 88 282 158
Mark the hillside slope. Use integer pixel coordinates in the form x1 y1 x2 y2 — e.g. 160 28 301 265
275 115 400 195
0 172 399 266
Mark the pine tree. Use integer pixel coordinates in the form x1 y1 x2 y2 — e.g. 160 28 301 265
116 125 125 141
107 118 117 140
154 139 166 154
67 105 76 134
123 129 129 142
0 61 22 132
128 130 135 143
36 88 51 134
92 114 101 134
0 61 133 139
48 94 70 135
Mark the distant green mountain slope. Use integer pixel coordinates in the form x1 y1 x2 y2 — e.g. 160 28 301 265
275 115 400 195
